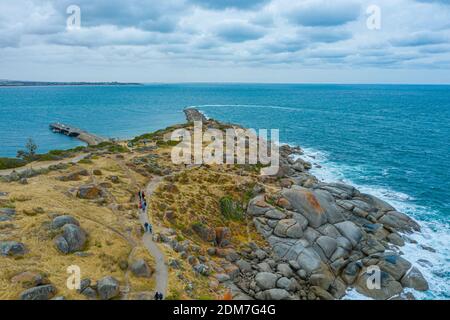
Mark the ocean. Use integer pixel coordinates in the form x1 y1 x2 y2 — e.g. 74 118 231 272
0 83 449 299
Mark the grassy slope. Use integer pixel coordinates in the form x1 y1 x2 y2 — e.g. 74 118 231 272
1 123 270 300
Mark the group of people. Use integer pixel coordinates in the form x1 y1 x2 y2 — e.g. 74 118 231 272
138 190 147 211
138 190 161 300
138 190 152 234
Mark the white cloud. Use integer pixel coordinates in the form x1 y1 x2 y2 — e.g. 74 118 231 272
0 0 449 83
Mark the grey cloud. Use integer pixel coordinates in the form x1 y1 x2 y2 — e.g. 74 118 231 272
215 22 265 42
287 1 361 27
53 0 184 32
46 26 188 48
189 0 270 10
391 32 449 47
305 29 352 43
261 39 308 54
0 34 21 48
419 44 450 54
415 0 450 4
0 0 449 80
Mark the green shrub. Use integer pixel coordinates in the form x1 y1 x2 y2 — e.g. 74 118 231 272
107 144 129 153
0 157 27 170
156 139 180 147
131 133 156 143
78 159 93 164
191 221 205 230
166 289 181 300
219 196 244 221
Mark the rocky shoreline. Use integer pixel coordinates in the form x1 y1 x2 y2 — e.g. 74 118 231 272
183 108 428 300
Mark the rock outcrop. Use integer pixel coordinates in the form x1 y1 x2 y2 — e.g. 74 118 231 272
236 144 427 300
0 207 15 222
20 284 56 300
97 276 120 300
54 223 87 254
130 259 152 278
11 271 50 289
184 108 207 122
0 241 26 256
77 184 103 199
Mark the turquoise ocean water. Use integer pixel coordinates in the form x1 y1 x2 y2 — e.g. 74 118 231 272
0 84 448 298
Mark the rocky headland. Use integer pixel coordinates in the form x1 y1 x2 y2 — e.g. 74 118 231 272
0 108 428 300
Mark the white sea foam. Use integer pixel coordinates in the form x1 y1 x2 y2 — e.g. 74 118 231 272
195 104 304 113
343 288 373 300
297 146 449 300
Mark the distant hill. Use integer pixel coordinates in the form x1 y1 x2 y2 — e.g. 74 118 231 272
0 80 142 87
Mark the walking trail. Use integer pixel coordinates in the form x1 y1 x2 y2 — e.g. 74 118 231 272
139 176 168 297
114 156 168 299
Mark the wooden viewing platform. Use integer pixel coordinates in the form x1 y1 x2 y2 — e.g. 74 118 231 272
49 123 107 146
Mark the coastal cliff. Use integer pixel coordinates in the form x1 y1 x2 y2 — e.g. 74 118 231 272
0 109 428 300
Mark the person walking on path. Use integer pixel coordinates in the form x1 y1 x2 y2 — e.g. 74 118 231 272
142 200 147 211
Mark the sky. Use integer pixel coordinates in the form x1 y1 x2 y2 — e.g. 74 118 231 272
0 0 449 84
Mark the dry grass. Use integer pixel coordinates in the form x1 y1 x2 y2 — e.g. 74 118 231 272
0 123 275 300
0 155 154 300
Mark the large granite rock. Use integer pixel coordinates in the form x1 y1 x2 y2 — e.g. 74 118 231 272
274 219 304 238
401 267 428 291
282 186 345 228
0 208 15 221
378 254 412 281
379 211 420 233
256 288 291 300
51 215 80 229
236 259 252 273
97 276 120 300
357 194 395 212
247 195 272 217
355 268 403 300
0 241 26 256
255 272 278 290
20 284 56 300
334 221 362 247
54 224 87 254
11 271 49 289
296 247 322 274
130 259 152 278
192 223 215 242
77 184 102 199
277 263 294 278
316 236 338 259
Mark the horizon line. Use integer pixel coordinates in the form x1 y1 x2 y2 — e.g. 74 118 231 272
2 79 450 86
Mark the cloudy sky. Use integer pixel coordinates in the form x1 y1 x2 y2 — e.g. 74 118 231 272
1 0 449 83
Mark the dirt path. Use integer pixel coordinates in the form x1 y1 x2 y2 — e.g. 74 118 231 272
116 156 168 298
0 153 90 176
140 175 168 297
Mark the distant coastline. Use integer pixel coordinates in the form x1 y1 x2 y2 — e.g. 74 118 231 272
0 80 142 87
